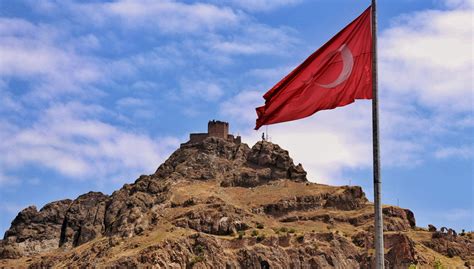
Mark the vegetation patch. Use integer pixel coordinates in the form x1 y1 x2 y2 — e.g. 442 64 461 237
189 255 204 267
237 231 245 239
256 234 266 243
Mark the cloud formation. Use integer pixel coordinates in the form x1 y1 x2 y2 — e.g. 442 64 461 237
0 102 179 185
81 0 241 32
226 0 302 12
379 4 473 112
0 18 104 99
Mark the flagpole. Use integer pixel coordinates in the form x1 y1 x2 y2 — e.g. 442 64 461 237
371 0 384 268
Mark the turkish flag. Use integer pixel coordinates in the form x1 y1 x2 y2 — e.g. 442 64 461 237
255 6 372 130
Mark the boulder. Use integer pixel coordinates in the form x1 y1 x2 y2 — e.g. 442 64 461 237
385 233 417 267
428 224 437 232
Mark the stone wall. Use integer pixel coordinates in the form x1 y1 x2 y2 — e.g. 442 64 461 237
227 134 241 144
189 133 208 144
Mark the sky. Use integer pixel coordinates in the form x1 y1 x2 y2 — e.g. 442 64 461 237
0 0 472 235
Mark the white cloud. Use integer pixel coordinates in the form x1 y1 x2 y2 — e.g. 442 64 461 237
261 108 373 184
127 45 187 71
116 97 149 107
443 0 474 9
9 0 299 89
246 65 295 81
227 0 302 12
0 18 106 99
0 170 20 187
221 90 262 123
209 24 298 55
131 81 161 91
70 0 241 33
379 4 473 112
179 80 224 101
0 102 180 184
115 97 157 120
435 146 473 159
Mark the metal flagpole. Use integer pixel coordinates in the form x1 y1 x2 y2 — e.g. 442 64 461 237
371 0 384 268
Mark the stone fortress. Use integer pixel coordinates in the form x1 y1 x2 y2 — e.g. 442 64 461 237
184 120 241 145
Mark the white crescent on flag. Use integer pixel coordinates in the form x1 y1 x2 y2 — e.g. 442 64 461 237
318 44 354 89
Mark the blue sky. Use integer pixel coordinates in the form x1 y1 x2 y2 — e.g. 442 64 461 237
0 0 472 235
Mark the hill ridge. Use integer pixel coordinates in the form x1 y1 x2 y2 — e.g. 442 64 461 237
1 136 472 268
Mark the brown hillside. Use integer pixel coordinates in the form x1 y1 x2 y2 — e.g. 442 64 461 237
0 123 472 268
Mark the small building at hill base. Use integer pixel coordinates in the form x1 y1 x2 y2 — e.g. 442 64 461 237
184 120 241 145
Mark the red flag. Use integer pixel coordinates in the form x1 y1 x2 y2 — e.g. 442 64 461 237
255 6 372 130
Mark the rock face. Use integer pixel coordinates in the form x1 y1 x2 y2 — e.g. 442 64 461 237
173 203 248 236
156 138 307 188
424 230 474 260
1 136 472 268
1 199 72 257
59 192 109 248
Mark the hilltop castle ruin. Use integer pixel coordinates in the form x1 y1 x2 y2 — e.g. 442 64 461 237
184 120 241 145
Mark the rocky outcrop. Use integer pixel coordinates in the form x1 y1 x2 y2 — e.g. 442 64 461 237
173 204 249 235
1 199 72 257
221 141 307 187
154 138 307 188
377 206 416 232
324 186 368 211
385 233 418 267
59 192 109 247
103 175 171 238
247 141 307 181
254 186 367 217
155 137 250 182
423 230 474 259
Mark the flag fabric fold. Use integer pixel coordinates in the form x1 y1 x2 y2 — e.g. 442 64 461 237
255 6 373 130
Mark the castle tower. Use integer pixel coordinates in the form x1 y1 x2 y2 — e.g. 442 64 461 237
207 120 229 139
184 120 240 145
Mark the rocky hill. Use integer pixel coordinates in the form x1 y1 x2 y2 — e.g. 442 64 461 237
0 136 472 268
